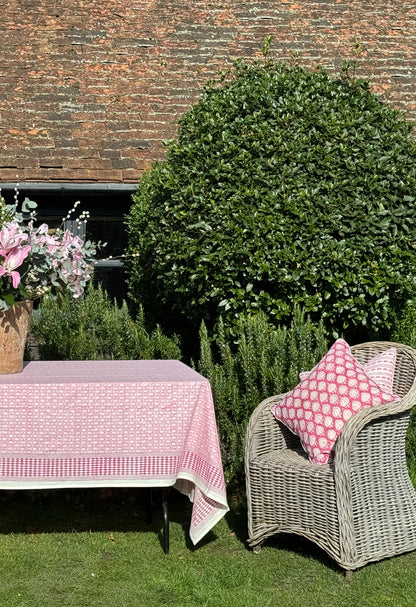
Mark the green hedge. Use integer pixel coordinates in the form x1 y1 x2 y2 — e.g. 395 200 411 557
391 304 416 480
28 283 181 361
126 57 416 341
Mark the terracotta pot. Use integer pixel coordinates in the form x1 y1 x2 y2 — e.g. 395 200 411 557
0 300 33 374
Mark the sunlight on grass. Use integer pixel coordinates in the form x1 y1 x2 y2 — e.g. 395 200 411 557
0 488 416 606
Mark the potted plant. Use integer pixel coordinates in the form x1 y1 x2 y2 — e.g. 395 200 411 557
0 193 97 373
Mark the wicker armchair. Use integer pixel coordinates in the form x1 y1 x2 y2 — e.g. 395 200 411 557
245 341 416 572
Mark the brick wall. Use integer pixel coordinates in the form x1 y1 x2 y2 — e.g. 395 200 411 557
0 0 415 183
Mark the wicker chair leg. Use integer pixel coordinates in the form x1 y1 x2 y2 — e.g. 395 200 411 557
344 570 353 581
252 541 263 554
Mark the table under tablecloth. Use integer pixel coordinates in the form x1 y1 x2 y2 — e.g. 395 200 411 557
0 359 229 544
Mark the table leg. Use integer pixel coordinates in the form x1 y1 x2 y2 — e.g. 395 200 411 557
145 488 169 553
162 487 169 554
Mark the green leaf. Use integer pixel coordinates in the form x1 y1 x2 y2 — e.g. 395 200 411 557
22 197 38 212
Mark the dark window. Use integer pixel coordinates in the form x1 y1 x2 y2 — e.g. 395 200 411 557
0 183 137 303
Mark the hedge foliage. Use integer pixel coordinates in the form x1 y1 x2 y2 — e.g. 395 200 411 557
28 283 181 361
126 58 416 340
391 303 416 479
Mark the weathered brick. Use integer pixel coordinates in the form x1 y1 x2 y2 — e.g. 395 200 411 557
0 0 414 183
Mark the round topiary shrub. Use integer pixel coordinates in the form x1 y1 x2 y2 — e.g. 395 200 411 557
126 58 416 340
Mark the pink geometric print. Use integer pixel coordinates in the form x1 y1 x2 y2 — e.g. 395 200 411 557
271 339 400 465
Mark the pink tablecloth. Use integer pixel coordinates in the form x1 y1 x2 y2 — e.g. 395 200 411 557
0 360 229 544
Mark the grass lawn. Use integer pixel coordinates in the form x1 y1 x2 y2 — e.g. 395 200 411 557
0 488 416 607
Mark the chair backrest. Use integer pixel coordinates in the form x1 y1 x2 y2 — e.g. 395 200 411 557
351 341 416 399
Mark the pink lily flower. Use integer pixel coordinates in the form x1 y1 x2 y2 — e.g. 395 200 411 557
38 233 60 253
36 223 49 235
0 244 31 288
0 222 28 256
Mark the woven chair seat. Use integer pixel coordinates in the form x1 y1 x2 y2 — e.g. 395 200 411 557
245 341 416 571
254 447 311 467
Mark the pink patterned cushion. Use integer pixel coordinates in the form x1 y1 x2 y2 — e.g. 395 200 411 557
362 348 397 394
271 339 400 465
299 347 397 394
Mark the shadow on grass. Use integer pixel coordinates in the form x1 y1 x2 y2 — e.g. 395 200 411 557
0 486 251 556
0 487 339 570
265 534 341 573
0 487 196 550
222 492 342 574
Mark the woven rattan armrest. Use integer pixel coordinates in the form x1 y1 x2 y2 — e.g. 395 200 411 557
245 393 300 459
335 342 416 462
335 393 415 459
